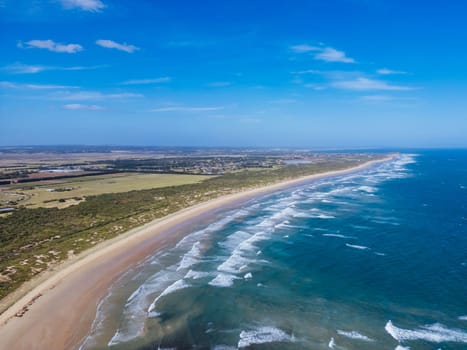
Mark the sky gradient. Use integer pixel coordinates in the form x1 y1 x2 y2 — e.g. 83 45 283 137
1 0 467 148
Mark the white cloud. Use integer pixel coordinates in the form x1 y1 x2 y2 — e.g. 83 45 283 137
53 91 143 100
151 106 224 112
0 81 78 89
290 44 321 53
291 43 355 63
2 63 103 74
63 103 105 110
331 77 413 91
19 39 83 53
315 47 355 63
59 0 105 12
377 68 407 75
122 77 171 85
96 39 139 53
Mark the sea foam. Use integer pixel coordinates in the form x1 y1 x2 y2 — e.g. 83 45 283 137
184 269 211 280
337 330 374 341
237 326 295 348
346 243 370 250
323 233 352 239
209 273 239 287
385 320 467 343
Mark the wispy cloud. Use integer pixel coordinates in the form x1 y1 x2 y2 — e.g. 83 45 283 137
291 44 355 63
290 44 321 53
2 63 104 74
151 106 224 112
0 81 78 89
52 91 143 101
332 77 413 91
18 39 83 53
63 103 105 110
315 47 355 63
207 81 232 87
359 95 418 105
96 39 139 53
122 77 171 85
58 0 105 12
2 63 45 74
304 84 327 91
377 68 407 75
294 69 322 75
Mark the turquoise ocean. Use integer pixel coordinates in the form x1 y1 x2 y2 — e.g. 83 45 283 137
80 151 467 350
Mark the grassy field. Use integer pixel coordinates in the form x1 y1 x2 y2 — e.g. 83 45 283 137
0 173 209 208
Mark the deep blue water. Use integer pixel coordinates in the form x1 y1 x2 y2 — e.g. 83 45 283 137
81 151 467 350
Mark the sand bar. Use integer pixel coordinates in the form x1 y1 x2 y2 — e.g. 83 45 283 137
0 156 394 349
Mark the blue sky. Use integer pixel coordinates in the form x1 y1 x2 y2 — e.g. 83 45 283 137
1 0 466 148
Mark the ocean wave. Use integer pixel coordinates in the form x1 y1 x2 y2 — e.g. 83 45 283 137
217 251 254 274
395 346 411 350
125 285 143 305
174 208 250 250
310 213 336 219
346 243 370 250
328 337 336 348
108 329 133 347
385 320 467 343
275 220 291 229
356 185 377 193
293 211 312 218
209 273 239 287
459 315 467 321
238 326 295 348
323 233 353 239
337 330 374 341
350 224 371 230
184 269 211 280
258 207 298 228
219 230 252 250
176 241 202 271
106 267 180 345
147 279 190 316
216 227 272 276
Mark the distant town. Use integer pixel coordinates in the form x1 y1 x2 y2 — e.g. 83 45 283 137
0 145 376 184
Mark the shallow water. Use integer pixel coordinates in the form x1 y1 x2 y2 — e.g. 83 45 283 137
80 151 467 350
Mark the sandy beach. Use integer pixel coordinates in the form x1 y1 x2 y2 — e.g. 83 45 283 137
0 156 394 350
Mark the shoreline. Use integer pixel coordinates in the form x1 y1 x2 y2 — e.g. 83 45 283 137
0 155 395 349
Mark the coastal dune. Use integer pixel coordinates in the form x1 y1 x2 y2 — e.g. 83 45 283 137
0 157 393 350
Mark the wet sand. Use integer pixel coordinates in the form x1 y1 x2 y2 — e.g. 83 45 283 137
0 156 393 350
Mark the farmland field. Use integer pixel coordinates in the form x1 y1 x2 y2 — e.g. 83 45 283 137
0 173 210 208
